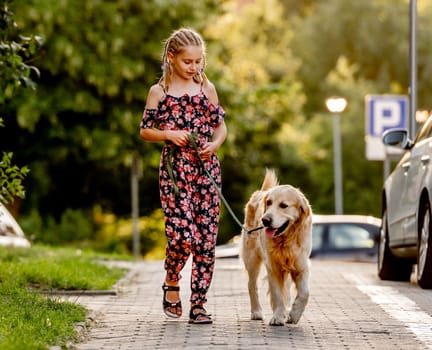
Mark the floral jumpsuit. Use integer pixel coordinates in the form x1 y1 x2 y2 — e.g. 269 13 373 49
140 91 225 305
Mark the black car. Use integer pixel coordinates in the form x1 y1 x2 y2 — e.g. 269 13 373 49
311 215 381 261
216 215 381 261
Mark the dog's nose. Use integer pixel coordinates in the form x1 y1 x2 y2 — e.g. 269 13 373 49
262 215 272 227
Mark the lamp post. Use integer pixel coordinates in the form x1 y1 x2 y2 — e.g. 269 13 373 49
325 97 347 215
131 153 143 259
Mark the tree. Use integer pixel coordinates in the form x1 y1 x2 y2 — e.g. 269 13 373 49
289 0 432 215
204 0 313 239
1 0 223 219
5 0 432 249
0 0 40 204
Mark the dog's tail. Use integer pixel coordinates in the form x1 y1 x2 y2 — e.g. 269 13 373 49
261 168 279 191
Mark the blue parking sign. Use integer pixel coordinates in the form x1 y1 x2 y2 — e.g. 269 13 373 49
366 95 408 137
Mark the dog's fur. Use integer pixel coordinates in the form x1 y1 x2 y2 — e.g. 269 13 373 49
241 169 312 325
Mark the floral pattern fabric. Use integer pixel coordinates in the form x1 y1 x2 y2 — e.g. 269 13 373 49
140 92 225 305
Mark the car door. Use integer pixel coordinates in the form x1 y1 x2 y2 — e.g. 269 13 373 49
402 120 432 244
386 119 432 246
386 150 411 245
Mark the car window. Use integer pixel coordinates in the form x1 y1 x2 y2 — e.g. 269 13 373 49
312 225 324 251
328 224 374 249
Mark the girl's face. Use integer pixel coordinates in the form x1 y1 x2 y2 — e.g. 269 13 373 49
170 45 203 81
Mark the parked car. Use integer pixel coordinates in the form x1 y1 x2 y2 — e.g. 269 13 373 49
380 117 432 289
311 214 381 261
0 203 31 248
215 214 381 261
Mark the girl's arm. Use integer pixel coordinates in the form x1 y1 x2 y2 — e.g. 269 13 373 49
140 84 165 142
199 120 227 161
199 81 227 160
140 84 190 147
212 120 227 149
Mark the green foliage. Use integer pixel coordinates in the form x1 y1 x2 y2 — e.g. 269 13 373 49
4 0 224 221
56 208 94 242
123 208 166 258
285 0 432 216
20 206 165 256
0 0 41 205
0 245 126 290
0 245 127 349
95 209 166 258
20 208 94 245
206 0 312 241
291 0 411 115
0 0 42 103
136 209 166 258
0 285 86 350
0 151 29 203
2 0 432 249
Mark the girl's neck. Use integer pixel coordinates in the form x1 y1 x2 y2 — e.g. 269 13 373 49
167 78 201 97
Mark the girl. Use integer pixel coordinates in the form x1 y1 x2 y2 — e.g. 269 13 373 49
140 28 227 324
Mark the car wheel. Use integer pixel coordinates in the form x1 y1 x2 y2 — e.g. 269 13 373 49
417 201 432 289
378 209 412 281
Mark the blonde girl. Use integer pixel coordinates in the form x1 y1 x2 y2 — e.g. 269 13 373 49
140 28 227 324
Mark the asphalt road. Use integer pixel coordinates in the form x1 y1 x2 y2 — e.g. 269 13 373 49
62 258 432 350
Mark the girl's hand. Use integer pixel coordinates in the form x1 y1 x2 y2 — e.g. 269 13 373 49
199 142 218 161
165 130 190 147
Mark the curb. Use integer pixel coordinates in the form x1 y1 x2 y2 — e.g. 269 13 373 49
53 261 143 350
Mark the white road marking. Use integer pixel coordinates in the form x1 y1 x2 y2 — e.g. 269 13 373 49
356 285 432 349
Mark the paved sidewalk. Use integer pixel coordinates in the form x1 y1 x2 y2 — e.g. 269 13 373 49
65 258 430 350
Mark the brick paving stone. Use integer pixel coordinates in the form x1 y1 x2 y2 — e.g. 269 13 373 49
60 258 431 350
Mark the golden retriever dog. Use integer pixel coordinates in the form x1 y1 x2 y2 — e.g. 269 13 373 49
241 169 312 325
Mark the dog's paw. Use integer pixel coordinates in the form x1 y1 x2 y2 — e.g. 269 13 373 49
251 311 263 320
269 316 285 326
286 313 300 324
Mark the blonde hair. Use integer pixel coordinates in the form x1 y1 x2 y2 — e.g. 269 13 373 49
159 28 208 91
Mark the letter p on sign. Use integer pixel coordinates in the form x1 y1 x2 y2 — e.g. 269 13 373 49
366 95 408 137
365 95 408 161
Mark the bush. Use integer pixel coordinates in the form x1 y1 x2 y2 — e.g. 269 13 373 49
19 207 167 258
95 209 166 258
20 208 94 245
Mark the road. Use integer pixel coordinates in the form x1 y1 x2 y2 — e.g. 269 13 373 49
303 259 432 349
68 258 432 350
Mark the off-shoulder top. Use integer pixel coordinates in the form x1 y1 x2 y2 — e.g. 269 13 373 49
140 92 225 147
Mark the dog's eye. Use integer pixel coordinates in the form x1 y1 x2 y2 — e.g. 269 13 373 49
266 199 272 207
279 203 288 209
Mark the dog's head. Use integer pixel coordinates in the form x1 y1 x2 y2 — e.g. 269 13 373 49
261 185 311 239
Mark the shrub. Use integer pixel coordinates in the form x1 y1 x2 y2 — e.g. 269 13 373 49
20 208 93 245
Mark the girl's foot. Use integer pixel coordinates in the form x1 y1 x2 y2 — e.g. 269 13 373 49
188 304 212 324
162 283 182 318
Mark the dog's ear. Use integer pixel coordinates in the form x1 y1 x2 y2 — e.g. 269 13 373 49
297 191 311 218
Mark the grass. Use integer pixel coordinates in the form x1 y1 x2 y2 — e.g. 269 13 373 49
0 244 130 349
0 286 86 350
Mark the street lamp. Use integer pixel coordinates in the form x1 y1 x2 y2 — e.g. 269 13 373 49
325 96 348 215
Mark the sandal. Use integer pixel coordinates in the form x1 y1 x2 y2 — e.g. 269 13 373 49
188 304 213 324
162 284 182 318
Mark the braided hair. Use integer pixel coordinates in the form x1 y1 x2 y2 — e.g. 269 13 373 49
159 28 207 91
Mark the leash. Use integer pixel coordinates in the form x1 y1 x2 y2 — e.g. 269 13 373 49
166 133 263 234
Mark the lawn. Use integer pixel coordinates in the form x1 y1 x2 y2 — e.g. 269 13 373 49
0 245 129 349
